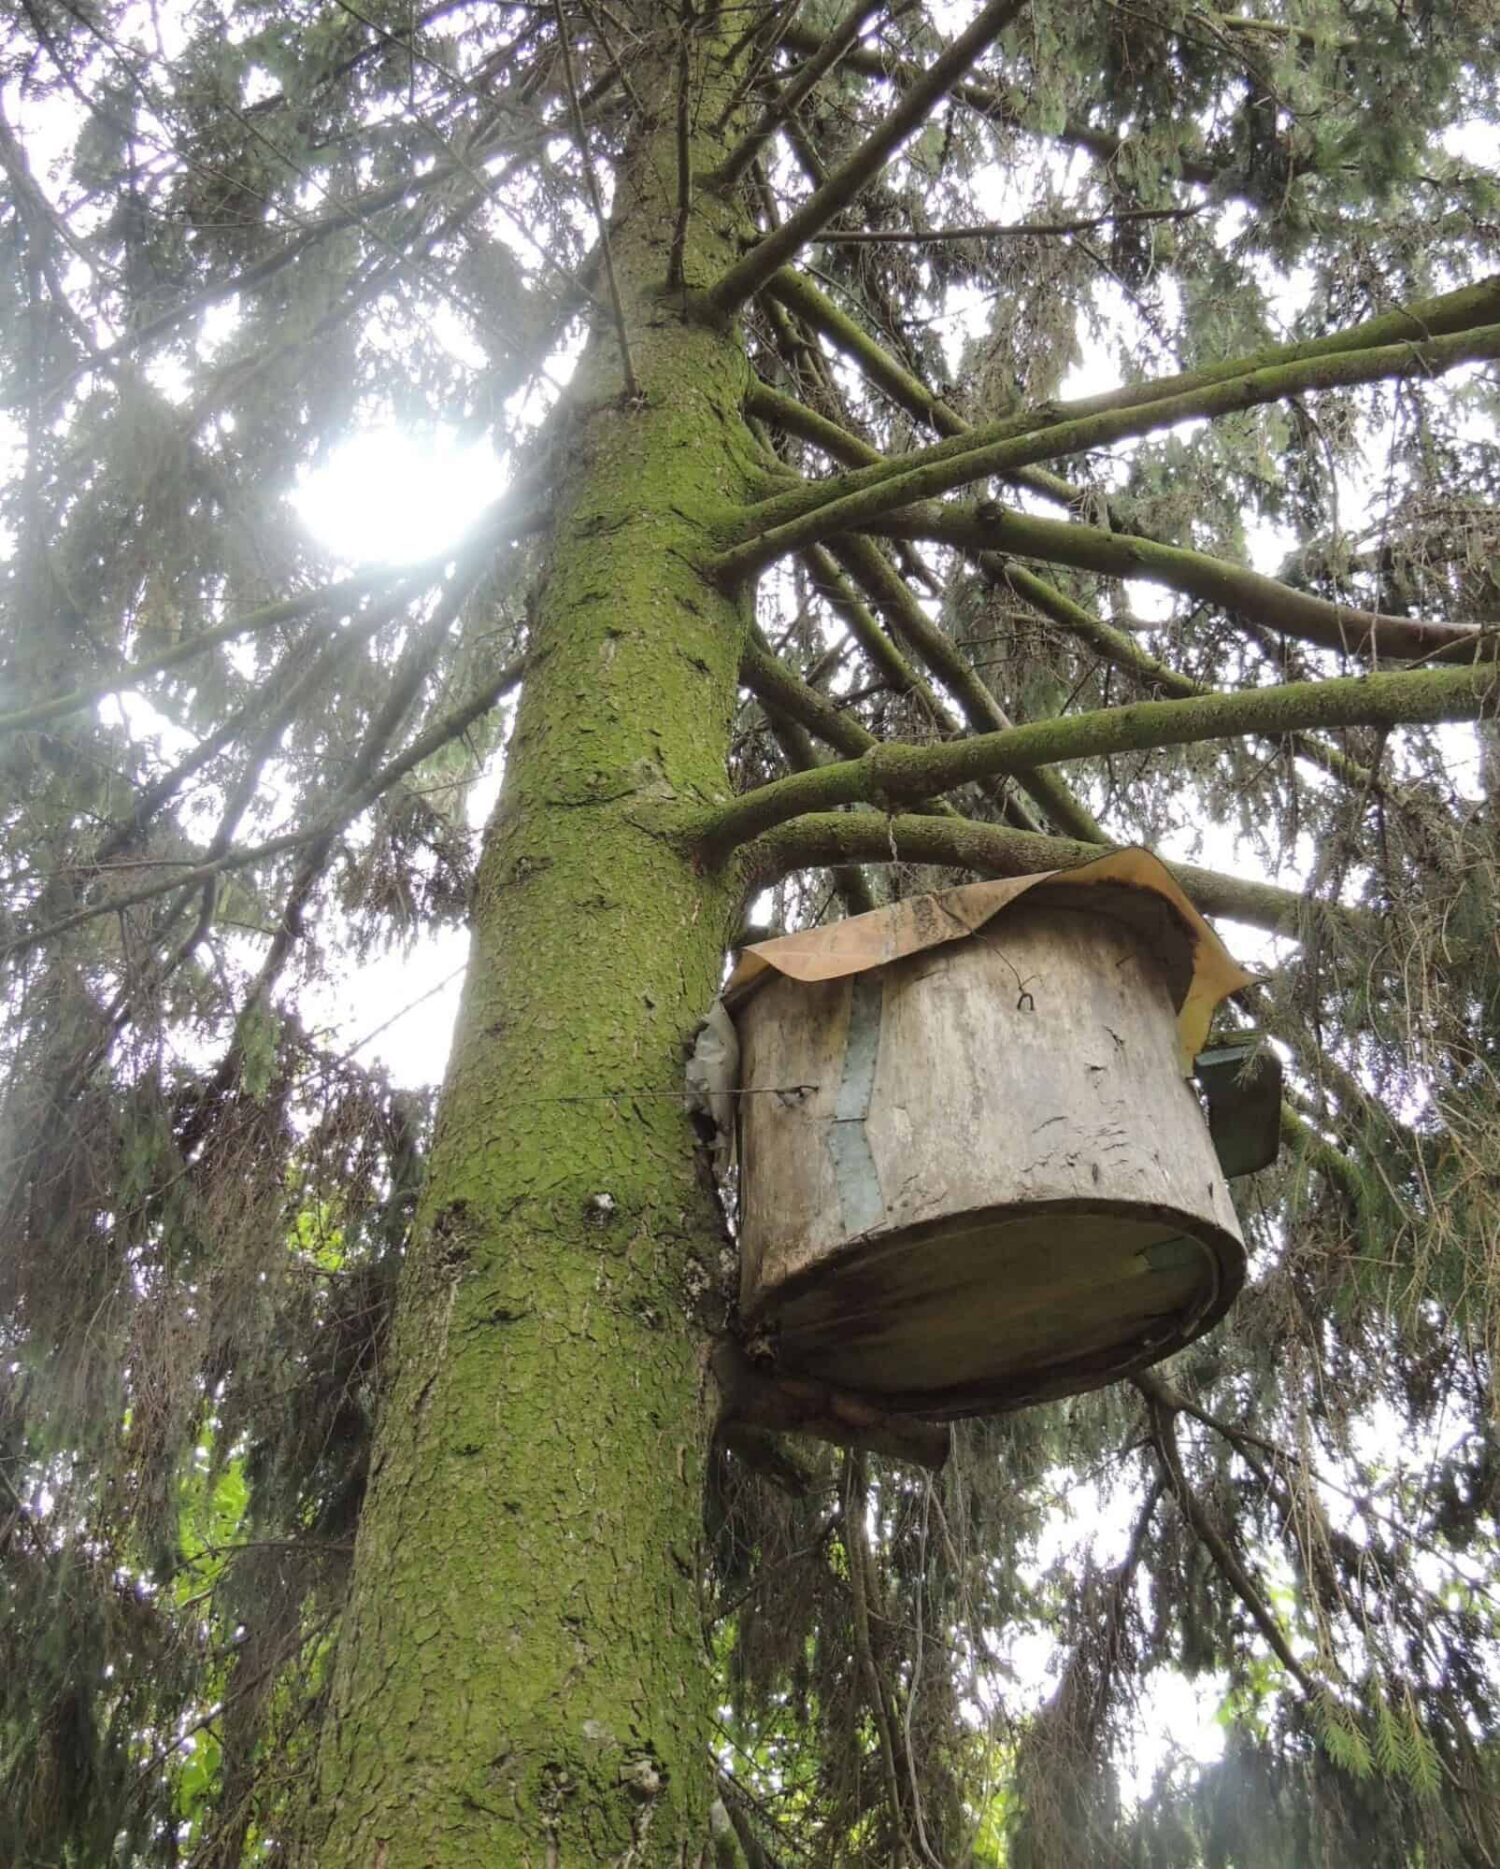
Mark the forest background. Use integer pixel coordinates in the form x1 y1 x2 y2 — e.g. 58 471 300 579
1 0 1499 1860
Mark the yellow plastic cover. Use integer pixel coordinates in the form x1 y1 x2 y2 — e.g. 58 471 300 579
724 847 1255 1069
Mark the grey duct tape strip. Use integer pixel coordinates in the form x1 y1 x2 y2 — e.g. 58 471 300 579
827 972 887 1237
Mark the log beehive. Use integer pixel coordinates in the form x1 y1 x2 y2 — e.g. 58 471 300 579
726 852 1255 1419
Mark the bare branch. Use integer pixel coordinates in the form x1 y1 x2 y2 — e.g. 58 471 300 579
816 203 1203 242
552 0 639 397
737 812 1331 936
712 321 1500 581
705 0 1028 315
667 14 694 291
717 0 891 187
694 661 1498 858
890 503 1497 662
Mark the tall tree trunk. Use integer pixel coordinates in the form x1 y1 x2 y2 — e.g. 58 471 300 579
305 31 760 1863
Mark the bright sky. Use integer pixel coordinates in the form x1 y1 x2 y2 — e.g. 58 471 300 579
294 427 510 566
290 435 509 1082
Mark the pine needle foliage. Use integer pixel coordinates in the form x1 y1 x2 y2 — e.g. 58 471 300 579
1 0 1498 1858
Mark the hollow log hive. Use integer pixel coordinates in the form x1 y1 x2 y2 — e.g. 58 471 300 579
728 852 1255 1417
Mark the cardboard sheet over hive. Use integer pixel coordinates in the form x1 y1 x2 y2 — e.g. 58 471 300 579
724 850 1257 1418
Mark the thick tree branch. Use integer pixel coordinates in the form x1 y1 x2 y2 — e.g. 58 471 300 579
803 544 953 729
714 322 1500 576
747 377 883 466
1003 563 1381 794
747 675 879 915
694 662 1497 857
717 0 889 187
737 629 967 830
768 268 968 434
704 0 1027 314
766 264 1500 451
750 283 1499 664
748 384 1111 838
737 811 1320 935
741 626 880 758
752 322 1129 522
742 384 1416 806
886 504 1496 662
829 534 1105 840
805 543 1050 834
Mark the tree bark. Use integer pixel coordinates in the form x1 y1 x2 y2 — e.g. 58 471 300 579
303 30 762 1862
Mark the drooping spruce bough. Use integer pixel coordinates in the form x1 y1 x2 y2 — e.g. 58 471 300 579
0 0 1498 1858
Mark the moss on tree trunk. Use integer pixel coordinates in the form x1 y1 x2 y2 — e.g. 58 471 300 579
303 41 761 1863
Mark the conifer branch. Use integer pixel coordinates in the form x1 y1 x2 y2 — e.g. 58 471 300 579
716 0 891 187
842 1452 941 1867
712 0 809 130
817 204 1202 242
553 0 639 397
888 504 1496 662
2 653 528 964
714 322 1500 578
173 572 499 1146
696 662 1498 857
33 106 598 406
1141 1380 1318 1696
90 585 420 872
738 629 963 826
803 544 1049 834
0 571 411 739
828 534 1106 841
753 286 1142 523
776 18 1345 195
705 0 1027 315
737 810 1320 935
